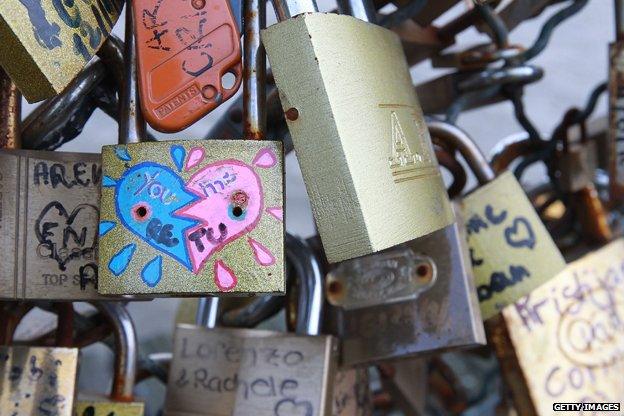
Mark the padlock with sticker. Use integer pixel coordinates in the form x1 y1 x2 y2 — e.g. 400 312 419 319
429 120 567 320
133 0 243 132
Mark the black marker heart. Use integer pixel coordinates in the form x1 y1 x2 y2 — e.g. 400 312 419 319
504 217 536 250
274 398 314 416
34 201 98 270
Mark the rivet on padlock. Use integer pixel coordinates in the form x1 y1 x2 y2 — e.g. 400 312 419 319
0 0 123 103
98 0 284 296
74 302 145 415
165 234 338 416
262 0 454 263
0 303 79 416
429 120 566 320
133 0 243 132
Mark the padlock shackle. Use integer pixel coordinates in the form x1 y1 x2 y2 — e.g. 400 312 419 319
286 234 323 336
119 0 146 144
94 302 138 402
270 0 318 21
0 68 21 149
196 297 220 328
336 0 377 23
221 295 284 327
243 0 267 140
616 0 624 41
427 120 496 185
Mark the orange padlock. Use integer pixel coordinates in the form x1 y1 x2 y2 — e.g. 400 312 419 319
134 0 243 132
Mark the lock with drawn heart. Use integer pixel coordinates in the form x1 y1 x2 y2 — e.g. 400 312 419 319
428 121 566 320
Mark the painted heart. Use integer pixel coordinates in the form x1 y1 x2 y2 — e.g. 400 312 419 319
273 398 314 416
35 201 98 271
113 160 263 273
504 216 536 250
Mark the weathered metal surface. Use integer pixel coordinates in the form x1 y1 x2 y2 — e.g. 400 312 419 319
98 140 285 295
263 13 453 263
332 368 372 416
609 42 624 201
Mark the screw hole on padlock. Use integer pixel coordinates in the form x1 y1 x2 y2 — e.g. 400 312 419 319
132 203 151 222
192 0 206 9
201 85 219 100
327 280 343 297
232 206 243 217
416 262 433 283
221 72 237 90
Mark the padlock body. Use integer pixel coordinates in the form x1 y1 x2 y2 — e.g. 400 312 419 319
262 14 453 263
74 398 144 416
492 239 624 415
134 0 243 132
0 1 122 103
98 140 285 295
164 325 337 416
0 346 78 416
0 150 117 300
326 220 485 366
460 171 566 320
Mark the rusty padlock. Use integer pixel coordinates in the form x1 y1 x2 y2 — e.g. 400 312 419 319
133 0 243 132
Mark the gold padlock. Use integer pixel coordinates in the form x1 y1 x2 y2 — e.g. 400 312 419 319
0 0 123 102
262 0 453 263
97 0 284 296
0 303 79 416
429 121 566 320
74 302 144 416
489 239 624 415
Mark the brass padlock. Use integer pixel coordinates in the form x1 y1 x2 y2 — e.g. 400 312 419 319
0 0 123 103
98 0 284 296
489 239 624 415
0 303 79 416
0 67 21 149
164 236 338 415
325 213 485 366
74 302 144 416
262 0 453 263
133 0 243 132
429 120 566 320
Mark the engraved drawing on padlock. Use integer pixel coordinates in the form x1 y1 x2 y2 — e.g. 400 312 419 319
0 0 123 102
134 0 243 132
98 140 284 294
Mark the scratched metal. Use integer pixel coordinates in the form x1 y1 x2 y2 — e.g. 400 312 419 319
0 149 123 300
492 239 624 415
0 0 123 102
164 324 337 416
326 217 485 367
98 140 284 296
0 346 78 416
262 13 453 263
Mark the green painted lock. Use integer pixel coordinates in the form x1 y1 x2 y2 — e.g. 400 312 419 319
0 0 123 103
429 121 566 320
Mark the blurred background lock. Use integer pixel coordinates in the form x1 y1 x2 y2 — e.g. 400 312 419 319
0 0 123 103
74 302 144 416
0 302 78 416
262 0 454 264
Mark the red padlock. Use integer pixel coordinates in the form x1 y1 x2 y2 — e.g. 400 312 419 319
134 0 242 132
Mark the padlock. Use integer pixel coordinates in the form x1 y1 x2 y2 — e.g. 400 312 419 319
133 0 243 132
553 109 613 244
0 67 21 149
609 0 624 201
429 120 566 320
164 235 338 415
74 302 144 416
262 0 454 264
489 238 624 415
98 0 284 296
0 0 123 103
0 302 79 416
325 209 485 366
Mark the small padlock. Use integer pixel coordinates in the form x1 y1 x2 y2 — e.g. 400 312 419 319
0 303 79 416
74 302 144 416
262 0 454 263
133 0 243 132
489 238 624 415
429 120 567 320
0 0 123 103
609 0 624 201
164 235 338 415
98 0 284 296
325 211 485 366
